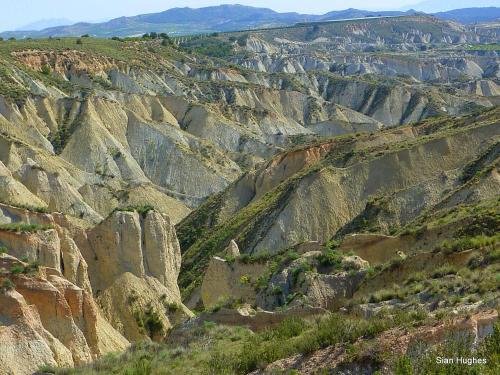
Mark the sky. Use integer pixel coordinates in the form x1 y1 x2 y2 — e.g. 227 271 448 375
1 0 498 31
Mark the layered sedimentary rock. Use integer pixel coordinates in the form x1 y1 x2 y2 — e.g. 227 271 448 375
0 203 191 365
0 255 129 375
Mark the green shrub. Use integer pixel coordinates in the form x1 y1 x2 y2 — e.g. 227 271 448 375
369 288 405 303
395 355 414 375
166 302 181 313
291 261 313 285
317 249 342 268
467 254 484 269
24 261 39 275
286 251 300 262
0 203 48 213
123 357 152 375
207 297 242 313
271 285 282 295
1 278 15 291
405 271 426 285
270 317 305 339
116 205 154 218
135 306 164 338
430 264 457 279
254 273 271 292
37 364 56 373
0 246 7 254
180 38 234 58
239 274 251 285
0 223 53 233
239 250 272 264
440 234 499 254
41 64 51 75
10 265 24 274
485 248 500 264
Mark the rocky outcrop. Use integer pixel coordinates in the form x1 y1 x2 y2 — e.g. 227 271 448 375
97 272 192 342
201 255 266 308
0 202 192 348
301 271 366 310
224 240 241 257
257 251 368 310
81 210 191 341
0 255 129 375
85 210 181 296
0 203 92 293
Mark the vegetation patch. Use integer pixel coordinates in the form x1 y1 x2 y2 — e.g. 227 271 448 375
53 310 434 375
0 278 15 292
0 223 54 233
134 304 165 339
8 261 39 276
394 322 500 375
114 205 155 218
180 37 234 58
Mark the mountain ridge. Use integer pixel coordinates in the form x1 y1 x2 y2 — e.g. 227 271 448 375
1 4 499 39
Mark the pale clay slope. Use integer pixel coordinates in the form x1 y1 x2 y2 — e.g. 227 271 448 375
201 120 499 256
0 43 496 224
0 70 386 221
252 123 500 254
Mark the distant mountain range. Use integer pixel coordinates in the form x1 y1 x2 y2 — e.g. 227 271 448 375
15 18 74 31
403 0 500 13
1 4 499 39
435 7 500 24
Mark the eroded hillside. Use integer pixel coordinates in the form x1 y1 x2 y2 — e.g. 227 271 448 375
0 14 499 375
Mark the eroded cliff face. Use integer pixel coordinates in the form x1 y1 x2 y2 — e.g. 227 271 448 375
0 203 192 371
83 210 181 294
0 255 129 375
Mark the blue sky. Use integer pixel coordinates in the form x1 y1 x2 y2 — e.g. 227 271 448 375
1 0 498 31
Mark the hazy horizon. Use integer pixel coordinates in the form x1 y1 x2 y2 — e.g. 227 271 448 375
2 0 499 31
